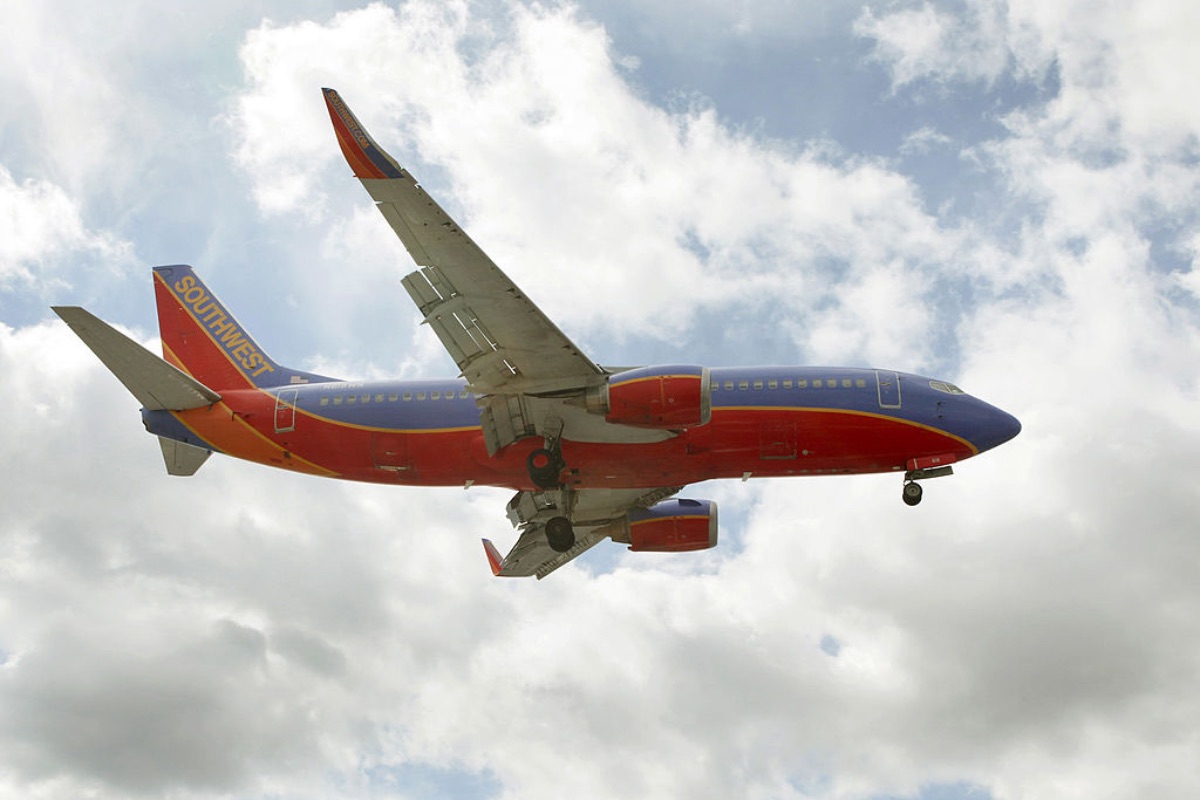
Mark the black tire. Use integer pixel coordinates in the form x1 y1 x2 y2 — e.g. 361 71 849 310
527 447 562 489
545 516 575 552
902 482 923 506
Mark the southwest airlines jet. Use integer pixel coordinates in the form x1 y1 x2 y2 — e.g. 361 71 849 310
54 89 1021 579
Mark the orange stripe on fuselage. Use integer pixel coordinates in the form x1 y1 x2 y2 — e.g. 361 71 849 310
158 339 336 476
169 397 339 478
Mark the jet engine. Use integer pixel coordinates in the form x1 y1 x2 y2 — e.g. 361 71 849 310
587 365 712 429
604 498 718 552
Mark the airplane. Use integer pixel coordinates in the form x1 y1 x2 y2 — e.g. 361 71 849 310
53 88 1022 579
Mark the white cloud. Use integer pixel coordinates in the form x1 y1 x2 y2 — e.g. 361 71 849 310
4 1 1200 799
231 1 963 360
855 1 1016 88
857 0 1200 156
0 166 129 288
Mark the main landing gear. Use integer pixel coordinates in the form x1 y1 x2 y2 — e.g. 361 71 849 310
526 447 564 490
525 440 575 553
902 481 923 506
545 515 575 553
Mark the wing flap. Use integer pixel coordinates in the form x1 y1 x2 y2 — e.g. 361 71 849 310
53 306 221 410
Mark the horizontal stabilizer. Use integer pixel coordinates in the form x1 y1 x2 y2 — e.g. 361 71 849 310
158 437 212 476
53 306 221 410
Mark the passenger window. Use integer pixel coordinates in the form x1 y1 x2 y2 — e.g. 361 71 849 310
856 379 866 388
753 380 763 390
432 391 441 400
375 393 385 403
347 395 357 404
333 396 343 405
768 380 778 389
739 380 749 390
361 394 370 403
403 392 412 401
724 381 733 390
319 397 329 406
813 379 823 388
783 380 793 389
389 393 399 402
842 379 852 388
416 392 426 401
797 380 808 389
459 390 469 398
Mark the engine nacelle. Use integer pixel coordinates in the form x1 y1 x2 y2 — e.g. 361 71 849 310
589 365 711 429
607 499 718 553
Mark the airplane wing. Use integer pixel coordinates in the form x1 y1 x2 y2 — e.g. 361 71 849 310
322 88 605 399
485 486 683 579
483 527 607 580
323 90 687 578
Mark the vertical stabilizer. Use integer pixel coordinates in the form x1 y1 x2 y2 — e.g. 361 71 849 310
152 265 333 390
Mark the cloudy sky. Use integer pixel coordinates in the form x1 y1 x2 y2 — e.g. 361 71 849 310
3 1 1200 798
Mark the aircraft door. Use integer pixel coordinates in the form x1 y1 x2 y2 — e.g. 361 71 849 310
875 370 902 409
759 419 797 459
372 432 412 472
274 387 299 433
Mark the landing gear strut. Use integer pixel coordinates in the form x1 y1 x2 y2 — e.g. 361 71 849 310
545 516 575 552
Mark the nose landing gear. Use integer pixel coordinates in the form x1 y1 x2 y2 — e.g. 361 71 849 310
900 464 954 506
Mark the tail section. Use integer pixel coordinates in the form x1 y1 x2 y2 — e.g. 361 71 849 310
53 305 222 477
153 265 333 390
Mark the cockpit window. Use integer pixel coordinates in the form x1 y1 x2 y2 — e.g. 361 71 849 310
930 380 966 394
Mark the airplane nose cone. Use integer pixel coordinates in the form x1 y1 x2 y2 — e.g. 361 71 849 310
976 404 1021 452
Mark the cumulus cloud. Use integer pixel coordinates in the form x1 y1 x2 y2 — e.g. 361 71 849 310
3 1 1200 799
231 1 962 362
0 166 129 288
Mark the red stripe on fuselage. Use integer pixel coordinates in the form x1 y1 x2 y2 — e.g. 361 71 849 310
177 390 977 489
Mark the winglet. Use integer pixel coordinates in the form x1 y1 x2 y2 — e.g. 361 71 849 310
322 88 406 180
482 539 505 576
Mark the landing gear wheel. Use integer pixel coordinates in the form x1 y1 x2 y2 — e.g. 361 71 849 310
526 448 563 490
902 481 923 507
545 516 575 552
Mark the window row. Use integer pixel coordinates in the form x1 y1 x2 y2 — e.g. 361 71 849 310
714 377 869 391
317 388 472 407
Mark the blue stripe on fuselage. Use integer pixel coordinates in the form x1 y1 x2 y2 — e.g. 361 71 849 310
284 378 482 432
264 367 1010 453
709 366 1002 453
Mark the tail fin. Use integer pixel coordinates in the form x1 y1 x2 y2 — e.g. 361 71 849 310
153 265 333 390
